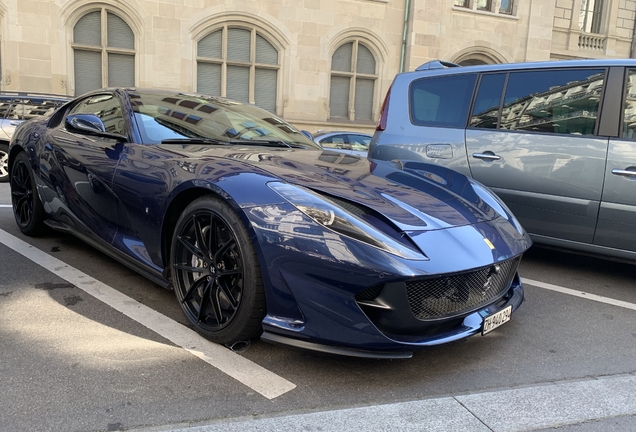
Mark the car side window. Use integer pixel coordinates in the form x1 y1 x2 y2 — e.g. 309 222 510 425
500 68 605 136
69 94 127 136
0 99 14 119
622 69 636 139
22 99 63 121
347 134 370 151
470 73 506 129
409 73 477 128
321 134 348 149
6 101 24 120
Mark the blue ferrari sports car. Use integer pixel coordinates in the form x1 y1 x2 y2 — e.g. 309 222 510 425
9 89 531 358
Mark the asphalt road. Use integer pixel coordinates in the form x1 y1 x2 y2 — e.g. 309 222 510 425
0 182 635 432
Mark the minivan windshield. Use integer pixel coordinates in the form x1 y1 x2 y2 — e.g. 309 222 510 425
128 91 320 149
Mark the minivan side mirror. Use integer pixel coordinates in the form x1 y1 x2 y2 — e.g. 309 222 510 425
66 114 127 141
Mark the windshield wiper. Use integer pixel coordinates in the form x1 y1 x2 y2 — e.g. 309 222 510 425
161 138 232 145
232 139 308 149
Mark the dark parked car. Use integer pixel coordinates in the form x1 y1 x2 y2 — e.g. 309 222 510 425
9 88 531 358
370 59 636 263
0 92 70 181
313 131 372 157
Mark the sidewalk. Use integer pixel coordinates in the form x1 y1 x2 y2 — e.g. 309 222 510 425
132 373 636 432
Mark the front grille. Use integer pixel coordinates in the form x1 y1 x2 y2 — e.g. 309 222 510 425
406 257 520 320
355 284 384 302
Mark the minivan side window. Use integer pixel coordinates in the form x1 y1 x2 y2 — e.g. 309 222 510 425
622 69 636 139
409 74 477 128
470 73 506 129
500 69 605 136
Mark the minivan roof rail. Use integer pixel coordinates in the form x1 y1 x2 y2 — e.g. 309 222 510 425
415 60 461 71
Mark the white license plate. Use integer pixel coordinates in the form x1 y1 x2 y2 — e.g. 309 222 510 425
482 305 512 335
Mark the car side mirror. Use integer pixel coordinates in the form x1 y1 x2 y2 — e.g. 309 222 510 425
66 114 127 141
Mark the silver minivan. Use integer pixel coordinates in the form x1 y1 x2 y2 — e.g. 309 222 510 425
369 59 636 262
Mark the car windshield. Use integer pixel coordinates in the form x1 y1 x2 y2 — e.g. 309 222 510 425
128 91 320 149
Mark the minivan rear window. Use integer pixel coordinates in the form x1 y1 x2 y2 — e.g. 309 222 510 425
409 74 477 128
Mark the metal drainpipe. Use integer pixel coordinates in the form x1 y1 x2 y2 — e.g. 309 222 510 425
400 0 411 73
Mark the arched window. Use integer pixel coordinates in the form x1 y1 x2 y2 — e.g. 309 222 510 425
196 26 279 113
329 40 378 121
72 9 135 96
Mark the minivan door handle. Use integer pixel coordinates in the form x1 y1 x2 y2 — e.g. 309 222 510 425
611 168 636 178
472 152 501 161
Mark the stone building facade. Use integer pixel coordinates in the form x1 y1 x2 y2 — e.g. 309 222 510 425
1 0 634 133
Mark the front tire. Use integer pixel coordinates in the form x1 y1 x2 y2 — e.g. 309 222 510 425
11 151 46 236
170 196 266 345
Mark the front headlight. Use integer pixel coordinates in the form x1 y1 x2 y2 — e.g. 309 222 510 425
268 182 426 260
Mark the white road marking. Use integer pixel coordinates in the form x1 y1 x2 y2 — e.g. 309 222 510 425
0 228 296 399
523 277 636 311
0 204 12 207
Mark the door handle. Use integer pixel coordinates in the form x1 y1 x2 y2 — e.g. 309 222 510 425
472 152 501 161
9 121 21 126
611 168 636 178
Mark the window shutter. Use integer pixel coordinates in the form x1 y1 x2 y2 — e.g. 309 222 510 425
256 35 277 65
330 76 350 118
226 65 249 102
356 44 375 75
332 43 352 72
227 28 250 63
255 68 277 112
354 78 374 120
107 13 134 50
74 50 102 96
108 53 135 87
197 62 221 96
74 11 101 46
198 31 222 59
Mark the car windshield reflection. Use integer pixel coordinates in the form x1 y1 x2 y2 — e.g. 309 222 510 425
129 91 320 149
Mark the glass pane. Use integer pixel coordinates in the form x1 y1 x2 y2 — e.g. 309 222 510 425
74 49 102 96
198 30 222 59
501 69 605 135
74 11 101 46
227 28 251 63
332 43 352 72
255 68 277 112
108 53 135 87
476 0 491 11
197 62 221 96
256 35 278 65
500 0 513 14
107 13 134 49
356 44 375 75
329 76 350 118
470 73 506 129
410 74 477 127
622 70 636 138
226 65 249 102
22 99 64 121
354 78 374 120
454 0 469 6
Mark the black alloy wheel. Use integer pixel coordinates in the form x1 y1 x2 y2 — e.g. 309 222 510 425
171 196 265 344
0 143 9 182
11 151 46 236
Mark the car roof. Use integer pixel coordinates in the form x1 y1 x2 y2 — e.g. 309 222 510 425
0 91 71 101
400 58 636 79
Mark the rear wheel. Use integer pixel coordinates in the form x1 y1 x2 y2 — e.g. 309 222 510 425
11 151 46 236
170 196 266 345
0 143 9 182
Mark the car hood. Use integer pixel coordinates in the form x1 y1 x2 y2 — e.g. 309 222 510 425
170 146 511 232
